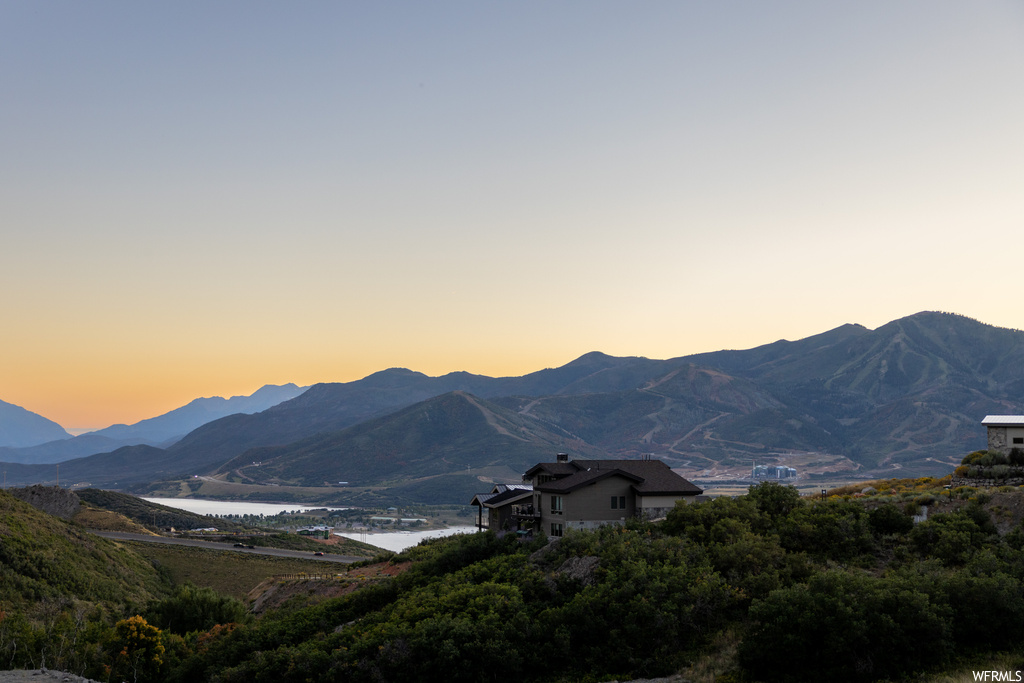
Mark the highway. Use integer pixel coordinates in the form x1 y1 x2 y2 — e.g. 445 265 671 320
91 531 364 564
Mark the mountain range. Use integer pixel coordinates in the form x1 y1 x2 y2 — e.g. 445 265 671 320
0 383 307 463
3 311 1022 502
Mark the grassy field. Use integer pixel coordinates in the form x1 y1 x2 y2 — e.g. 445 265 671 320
125 540 351 601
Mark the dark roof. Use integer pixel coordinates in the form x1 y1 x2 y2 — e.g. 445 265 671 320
482 488 533 507
523 462 578 478
469 483 533 507
532 458 702 496
537 468 644 493
469 492 497 506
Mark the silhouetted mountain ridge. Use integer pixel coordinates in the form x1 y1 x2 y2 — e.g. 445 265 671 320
4 312 1022 494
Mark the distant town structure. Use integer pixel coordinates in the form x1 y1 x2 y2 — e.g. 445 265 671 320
751 463 798 480
982 415 1024 454
471 453 703 537
296 524 333 539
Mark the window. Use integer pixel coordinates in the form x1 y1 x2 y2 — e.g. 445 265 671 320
550 495 563 514
550 523 563 538
611 496 626 509
1014 438 1023 445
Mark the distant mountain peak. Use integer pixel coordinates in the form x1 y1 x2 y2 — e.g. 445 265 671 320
567 351 620 364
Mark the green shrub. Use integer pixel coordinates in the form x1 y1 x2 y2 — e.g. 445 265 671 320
910 509 993 565
868 503 914 536
776 501 873 560
746 481 802 523
961 450 988 466
739 571 950 682
147 583 248 635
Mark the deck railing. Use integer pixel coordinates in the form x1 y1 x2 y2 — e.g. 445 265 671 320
511 504 540 518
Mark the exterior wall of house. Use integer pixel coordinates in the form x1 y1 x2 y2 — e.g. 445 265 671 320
539 477 637 535
636 494 690 519
637 494 682 509
989 426 1024 454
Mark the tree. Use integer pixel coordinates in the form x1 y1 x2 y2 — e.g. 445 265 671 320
746 481 802 523
147 583 247 635
107 615 165 683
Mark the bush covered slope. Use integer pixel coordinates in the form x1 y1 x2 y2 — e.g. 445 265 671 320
148 479 1024 682
0 490 165 616
11 479 1024 681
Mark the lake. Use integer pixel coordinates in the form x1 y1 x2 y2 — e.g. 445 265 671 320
142 497 479 552
335 527 478 552
141 497 347 517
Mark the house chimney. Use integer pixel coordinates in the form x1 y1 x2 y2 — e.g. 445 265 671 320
556 453 569 463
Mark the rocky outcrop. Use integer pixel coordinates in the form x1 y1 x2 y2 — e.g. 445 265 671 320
8 485 80 520
555 555 600 586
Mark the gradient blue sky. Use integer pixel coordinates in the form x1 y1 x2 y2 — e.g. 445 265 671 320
2 2 1023 429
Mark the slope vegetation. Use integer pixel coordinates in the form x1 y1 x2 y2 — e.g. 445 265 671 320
0 490 165 619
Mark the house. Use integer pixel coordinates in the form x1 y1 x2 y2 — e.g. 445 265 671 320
515 453 703 538
982 415 1024 454
469 484 533 531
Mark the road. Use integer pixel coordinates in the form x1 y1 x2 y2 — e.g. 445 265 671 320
92 531 363 564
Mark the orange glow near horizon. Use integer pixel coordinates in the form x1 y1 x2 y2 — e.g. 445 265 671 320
9 305 1024 430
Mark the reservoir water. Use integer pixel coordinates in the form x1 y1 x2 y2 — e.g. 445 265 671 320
141 497 347 517
143 497 479 552
334 527 478 553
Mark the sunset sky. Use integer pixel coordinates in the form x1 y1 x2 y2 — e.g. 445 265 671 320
2 2 1023 431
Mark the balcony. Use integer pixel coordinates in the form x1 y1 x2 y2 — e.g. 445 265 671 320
511 504 540 519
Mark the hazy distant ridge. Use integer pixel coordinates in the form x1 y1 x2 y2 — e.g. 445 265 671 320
89 383 308 443
0 384 307 465
0 399 70 448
